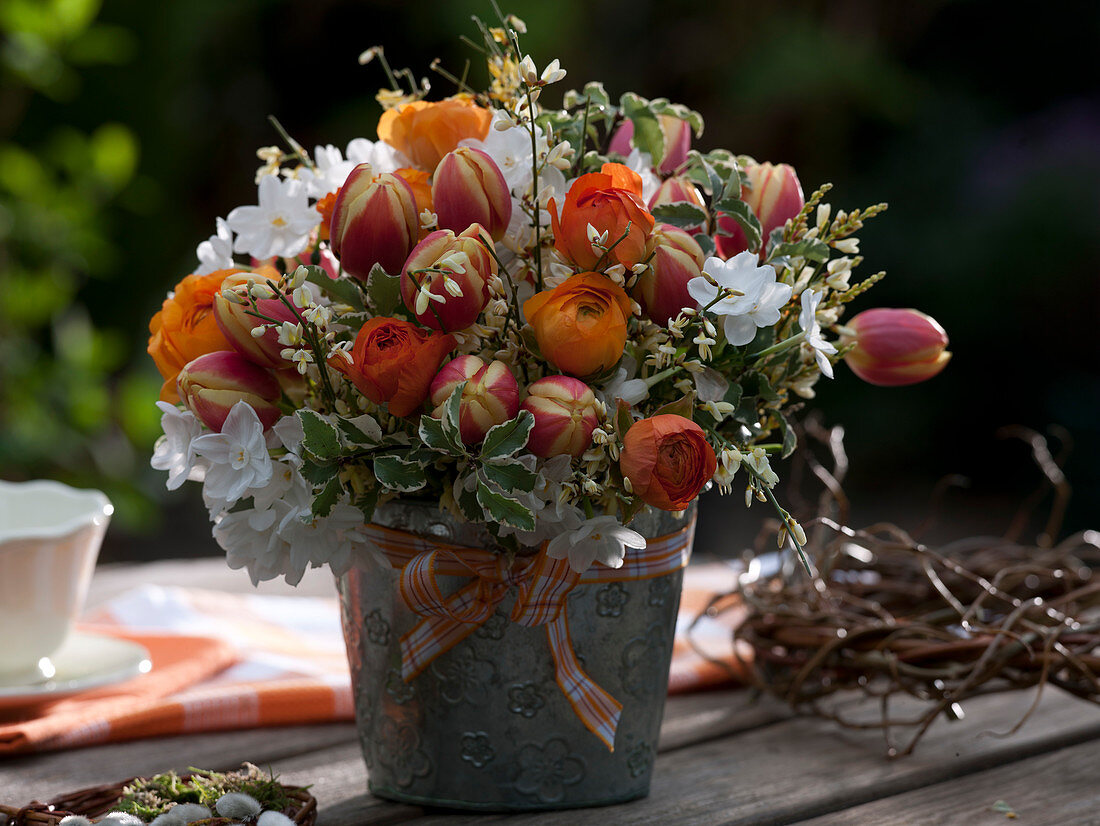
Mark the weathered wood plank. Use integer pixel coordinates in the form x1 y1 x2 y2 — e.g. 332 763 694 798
794 738 1100 825
0 724 356 805
337 689 1100 826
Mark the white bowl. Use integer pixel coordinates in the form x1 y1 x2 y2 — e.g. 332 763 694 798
0 480 113 678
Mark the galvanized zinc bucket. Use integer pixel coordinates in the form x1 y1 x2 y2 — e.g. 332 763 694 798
336 501 695 811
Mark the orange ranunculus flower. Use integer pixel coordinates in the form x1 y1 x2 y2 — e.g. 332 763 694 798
331 317 455 417
620 414 718 511
148 268 243 402
550 163 655 271
315 191 337 241
377 96 492 172
522 272 632 378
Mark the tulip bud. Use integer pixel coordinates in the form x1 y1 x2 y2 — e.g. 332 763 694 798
648 176 708 230
400 224 496 331
521 376 599 458
633 224 706 326
432 147 512 242
716 161 804 259
609 114 692 175
330 163 419 279
177 350 282 432
214 272 302 369
429 356 520 444
841 308 951 386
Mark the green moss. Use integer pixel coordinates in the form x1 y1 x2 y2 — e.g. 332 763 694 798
113 763 304 822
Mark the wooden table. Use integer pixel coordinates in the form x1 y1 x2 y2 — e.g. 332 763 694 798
3 560 1099 825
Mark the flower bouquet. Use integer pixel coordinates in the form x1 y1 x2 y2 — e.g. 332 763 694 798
147 9 950 810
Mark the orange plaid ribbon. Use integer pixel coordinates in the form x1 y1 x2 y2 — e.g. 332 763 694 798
363 516 696 751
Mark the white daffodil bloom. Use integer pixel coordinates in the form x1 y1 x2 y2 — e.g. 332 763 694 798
687 253 793 346
226 175 319 260
346 136 407 173
798 288 837 379
216 501 300 585
195 217 235 274
191 402 273 505
624 148 660 204
546 516 647 573
598 354 649 406
151 402 206 490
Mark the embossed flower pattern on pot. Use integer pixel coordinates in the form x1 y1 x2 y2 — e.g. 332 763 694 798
595 582 630 617
647 576 672 606
365 609 391 645
620 623 667 696
460 732 496 768
377 717 432 787
513 737 585 803
432 646 496 706
626 742 654 778
507 682 546 718
385 668 416 704
474 609 509 640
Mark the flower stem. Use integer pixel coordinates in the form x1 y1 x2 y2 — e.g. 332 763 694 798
749 331 805 360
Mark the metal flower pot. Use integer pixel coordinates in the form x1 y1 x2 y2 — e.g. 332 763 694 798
336 501 695 811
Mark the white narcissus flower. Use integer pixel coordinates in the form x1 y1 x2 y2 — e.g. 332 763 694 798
226 175 319 260
546 516 647 573
687 253 793 346
297 143 358 198
624 147 660 205
216 501 303 585
346 136 407 174
799 288 837 379
195 217 234 274
151 401 206 490
598 353 648 407
191 401 273 505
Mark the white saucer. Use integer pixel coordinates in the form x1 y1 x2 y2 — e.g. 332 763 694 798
0 631 152 711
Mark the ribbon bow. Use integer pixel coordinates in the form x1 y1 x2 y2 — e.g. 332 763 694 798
364 517 695 751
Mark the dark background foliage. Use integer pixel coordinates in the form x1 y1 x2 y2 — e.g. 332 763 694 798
2 0 1097 560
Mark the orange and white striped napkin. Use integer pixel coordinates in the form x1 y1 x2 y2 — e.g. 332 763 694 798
0 562 748 755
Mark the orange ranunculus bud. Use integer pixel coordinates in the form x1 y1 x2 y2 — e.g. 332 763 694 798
550 163 655 271
331 317 455 417
330 163 419 279
377 96 493 172
633 224 706 327
842 308 951 387
148 268 239 402
428 355 520 444
609 114 693 175
400 224 496 331
432 146 512 242
523 272 633 378
213 271 301 369
177 350 282 432
716 161 804 259
620 414 717 511
520 375 599 458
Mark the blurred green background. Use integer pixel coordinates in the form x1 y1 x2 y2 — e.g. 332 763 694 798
1 0 1097 559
